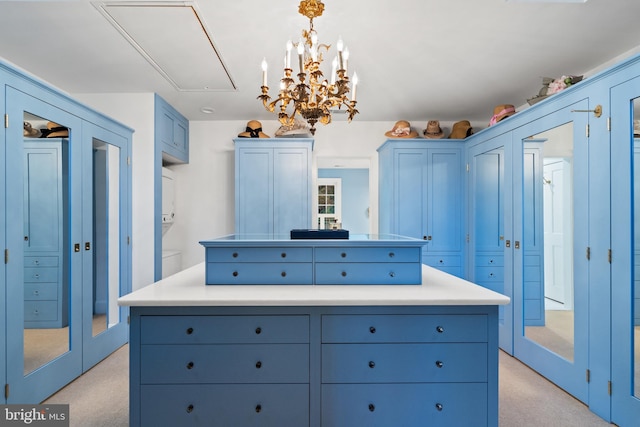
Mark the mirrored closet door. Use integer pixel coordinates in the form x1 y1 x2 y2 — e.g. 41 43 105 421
611 76 640 424
512 100 590 405
5 87 83 403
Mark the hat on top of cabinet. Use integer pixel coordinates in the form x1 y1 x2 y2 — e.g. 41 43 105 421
385 120 418 138
634 120 640 137
449 120 474 139
489 104 516 126
422 120 444 139
23 122 41 138
45 121 69 138
238 120 270 138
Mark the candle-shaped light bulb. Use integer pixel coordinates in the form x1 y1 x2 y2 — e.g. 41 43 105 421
261 58 268 86
286 40 293 69
311 32 318 62
351 72 358 101
336 36 344 69
343 47 349 73
297 40 305 74
331 57 338 85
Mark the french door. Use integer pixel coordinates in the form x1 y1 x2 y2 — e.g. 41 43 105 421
3 86 129 403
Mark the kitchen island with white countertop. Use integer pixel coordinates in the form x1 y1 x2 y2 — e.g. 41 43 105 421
120 262 509 427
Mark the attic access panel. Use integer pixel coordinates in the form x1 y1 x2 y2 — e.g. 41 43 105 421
95 1 236 92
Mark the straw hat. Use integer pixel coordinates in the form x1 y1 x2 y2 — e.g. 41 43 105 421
489 104 516 126
449 120 474 139
45 121 69 138
23 121 41 138
422 120 444 139
238 120 270 138
385 120 418 138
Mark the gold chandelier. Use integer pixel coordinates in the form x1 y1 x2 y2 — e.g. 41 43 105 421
257 0 358 135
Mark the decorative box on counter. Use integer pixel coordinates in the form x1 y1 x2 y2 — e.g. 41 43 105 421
199 234 427 286
290 229 349 239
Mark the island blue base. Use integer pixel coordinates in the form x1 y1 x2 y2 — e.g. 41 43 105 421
129 304 499 427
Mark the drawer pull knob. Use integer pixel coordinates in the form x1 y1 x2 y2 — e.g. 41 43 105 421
186 327 194 335
368 404 375 412
281 252 287 258
34 274 40 279
232 252 238 258
34 260 39 265
186 361 194 370
341 252 347 258
281 271 287 277
489 259 494 264
439 259 444 264
341 271 347 277
435 403 443 411
435 360 444 368
388 252 395 258
255 404 262 413
186 404 194 413
33 290 39 296
389 271 395 278
436 326 444 333
368 361 375 368
255 327 262 334
233 271 239 277
256 361 262 369
369 326 376 334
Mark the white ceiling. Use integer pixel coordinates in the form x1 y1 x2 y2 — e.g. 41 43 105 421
1 0 639 126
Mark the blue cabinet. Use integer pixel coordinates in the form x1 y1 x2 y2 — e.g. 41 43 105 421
23 139 68 328
129 305 499 427
155 94 189 164
234 139 313 236
378 139 464 277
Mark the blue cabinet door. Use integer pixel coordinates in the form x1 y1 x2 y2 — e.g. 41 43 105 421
379 140 464 277
235 139 312 237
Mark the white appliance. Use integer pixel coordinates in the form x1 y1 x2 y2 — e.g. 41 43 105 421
162 167 175 234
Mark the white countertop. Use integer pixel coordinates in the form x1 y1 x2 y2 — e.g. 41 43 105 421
118 263 510 307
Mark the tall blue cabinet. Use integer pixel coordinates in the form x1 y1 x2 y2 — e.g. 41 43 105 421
378 139 464 277
23 139 68 329
234 138 313 236
1 58 133 403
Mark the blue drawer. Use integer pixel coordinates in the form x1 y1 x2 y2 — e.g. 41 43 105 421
141 315 310 344
24 282 57 300
314 247 420 263
475 255 504 266
321 383 488 427
24 256 58 267
423 255 461 267
315 263 421 285
321 343 487 383
206 247 312 263
475 266 504 281
322 315 488 343
141 344 309 384
206 262 313 285
24 301 58 321
24 267 58 282
141 384 309 427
